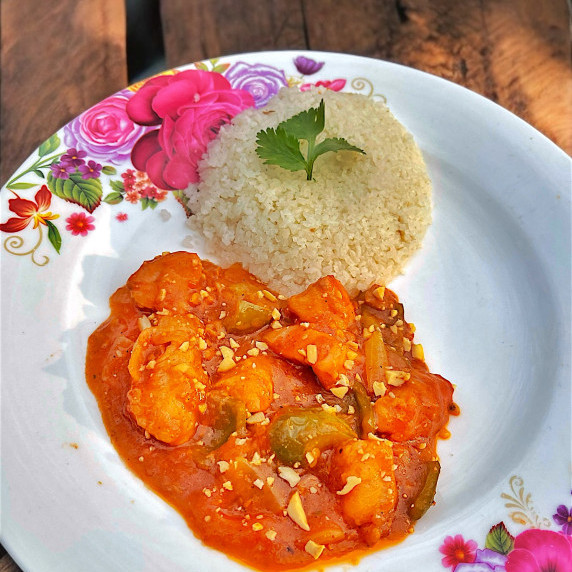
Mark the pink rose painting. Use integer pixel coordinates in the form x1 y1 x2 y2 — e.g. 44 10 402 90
506 529 572 572
126 70 254 190
64 92 149 165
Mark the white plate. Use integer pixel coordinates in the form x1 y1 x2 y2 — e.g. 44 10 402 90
1 51 570 572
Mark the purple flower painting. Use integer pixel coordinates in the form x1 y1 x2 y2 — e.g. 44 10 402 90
78 160 102 180
294 55 325 75
553 506 572 535
50 161 75 180
60 148 87 167
225 62 288 108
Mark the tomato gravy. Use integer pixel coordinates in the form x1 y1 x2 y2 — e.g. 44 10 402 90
86 252 456 570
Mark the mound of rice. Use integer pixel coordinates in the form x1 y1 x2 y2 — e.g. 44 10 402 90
185 87 431 296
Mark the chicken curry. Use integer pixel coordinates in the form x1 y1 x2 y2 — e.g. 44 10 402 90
86 251 457 570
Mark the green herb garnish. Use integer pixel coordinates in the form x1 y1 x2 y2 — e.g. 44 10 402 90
255 99 365 181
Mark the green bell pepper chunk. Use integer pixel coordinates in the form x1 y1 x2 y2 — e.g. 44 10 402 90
206 395 247 451
351 380 376 437
224 300 273 334
408 460 441 520
269 407 357 465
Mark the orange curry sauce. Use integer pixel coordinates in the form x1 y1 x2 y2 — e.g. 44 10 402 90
86 252 457 570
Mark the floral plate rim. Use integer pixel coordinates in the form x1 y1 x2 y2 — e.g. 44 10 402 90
1 50 570 572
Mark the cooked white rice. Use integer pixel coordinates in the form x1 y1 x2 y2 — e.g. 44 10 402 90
185 86 431 296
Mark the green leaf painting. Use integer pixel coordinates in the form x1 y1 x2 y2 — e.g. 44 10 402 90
485 522 515 555
46 220 62 254
109 179 125 193
47 172 102 213
38 134 61 157
103 191 124 205
8 182 38 190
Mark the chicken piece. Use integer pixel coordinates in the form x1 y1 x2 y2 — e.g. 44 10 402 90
128 314 201 379
331 438 397 539
263 325 349 390
288 276 356 333
127 314 207 445
126 251 205 312
374 369 454 441
214 355 275 413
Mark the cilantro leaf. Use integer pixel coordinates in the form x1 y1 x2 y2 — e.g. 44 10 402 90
313 137 366 158
255 127 307 173
278 99 325 141
255 99 365 180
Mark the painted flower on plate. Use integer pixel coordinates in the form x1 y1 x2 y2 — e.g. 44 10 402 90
122 168 137 188
65 212 95 236
225 61 288 107
454 548 507 571
126 70 254 190
440 535 478 569
553 506 572 535
60 148 87 168
121 169 168 204
300 79 347 92
0 186 59 232
505 529 572 572
294 55 325 75
64 91 150 165
78 160 102 180
50 161 75 179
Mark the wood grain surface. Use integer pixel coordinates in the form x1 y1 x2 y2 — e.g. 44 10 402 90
0 0 128 185
0 1 570 570
162 0 572 154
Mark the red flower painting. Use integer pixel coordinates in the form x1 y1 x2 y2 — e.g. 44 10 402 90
300 79 347 92
439 535 478 569
0 186 59 232
65 212 95 236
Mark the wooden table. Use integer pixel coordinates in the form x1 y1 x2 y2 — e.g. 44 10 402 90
0 0 570 569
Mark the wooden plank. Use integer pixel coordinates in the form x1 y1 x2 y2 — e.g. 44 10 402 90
0 553 20 572
161 0 306 68
482 0 571 153
0 0 128 185
302 0 571 153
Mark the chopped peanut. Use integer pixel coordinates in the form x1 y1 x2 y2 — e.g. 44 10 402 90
278 466 301 487
287 492 310 531
330 385 349 399
337 476 362 496
305 540 326 559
